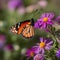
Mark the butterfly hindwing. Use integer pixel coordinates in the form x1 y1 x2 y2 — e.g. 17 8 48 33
22 24 34 38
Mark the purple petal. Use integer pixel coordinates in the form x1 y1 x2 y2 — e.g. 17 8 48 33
46 13 50 17
47 21 53 25
55 15 60 20
34 47 40 54
34 21 43 28
41 12 54 19
45 46 52 50
33 46 38 48
47 18 51 21
41 13 46 18
44 39 47 43
46 41 53 45
56 49 60 58
40 37 43 42
34 22 39 28
33 46 42 54
26 48 35 57
43 23 47 28
45 38 53 43
37 19 42 21
41 48 45 54
34 54 44 60
47 13 54 19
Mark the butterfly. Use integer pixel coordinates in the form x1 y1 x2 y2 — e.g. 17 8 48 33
10 18 34 38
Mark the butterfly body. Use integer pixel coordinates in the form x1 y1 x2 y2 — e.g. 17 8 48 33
10 19 34 38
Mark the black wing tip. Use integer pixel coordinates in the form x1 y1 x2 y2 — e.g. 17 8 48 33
31 18 34 26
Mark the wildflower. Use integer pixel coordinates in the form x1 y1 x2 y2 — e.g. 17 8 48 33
7 0 23 11
33 37 53 54
4 44 13 51
26 48 35 57
0 34 6 49
34 13 54 29
34 54 44 60
56 49 60 59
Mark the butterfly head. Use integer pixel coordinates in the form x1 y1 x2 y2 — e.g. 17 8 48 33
31 18 34 26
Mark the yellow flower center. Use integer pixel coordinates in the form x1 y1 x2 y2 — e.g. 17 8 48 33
40 42 45 48
30 51 34 57
43 17 48 22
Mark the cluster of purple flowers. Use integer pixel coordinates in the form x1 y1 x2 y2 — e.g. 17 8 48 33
26 12 60 60
26 37 53 60
1 12 60 59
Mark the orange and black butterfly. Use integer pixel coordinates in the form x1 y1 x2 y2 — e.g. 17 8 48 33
10 18 34 38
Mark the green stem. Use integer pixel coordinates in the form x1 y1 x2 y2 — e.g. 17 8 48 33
49 33 58 48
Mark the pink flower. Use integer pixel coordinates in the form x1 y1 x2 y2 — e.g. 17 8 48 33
34 54 44 60
7 0 23 11
56 49 60 59
34 12 54 29
33 37 53 54
4 44 13 51
0 34 6 49
26 48 35 58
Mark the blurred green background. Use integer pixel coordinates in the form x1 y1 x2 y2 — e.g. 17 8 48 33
0 0 60 60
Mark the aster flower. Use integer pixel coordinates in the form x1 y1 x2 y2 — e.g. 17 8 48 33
7 0 23 11
26 48 35 58
4 44 13 51
33 37 53 54
56 49 60 59
0 34 6 49
34 54 44 60
34 12 54 29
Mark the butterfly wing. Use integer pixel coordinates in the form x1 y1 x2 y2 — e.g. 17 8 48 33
17 21 31 35
10 22 21 34
10 18 34 38
18 19 34 38
21 24 34 38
